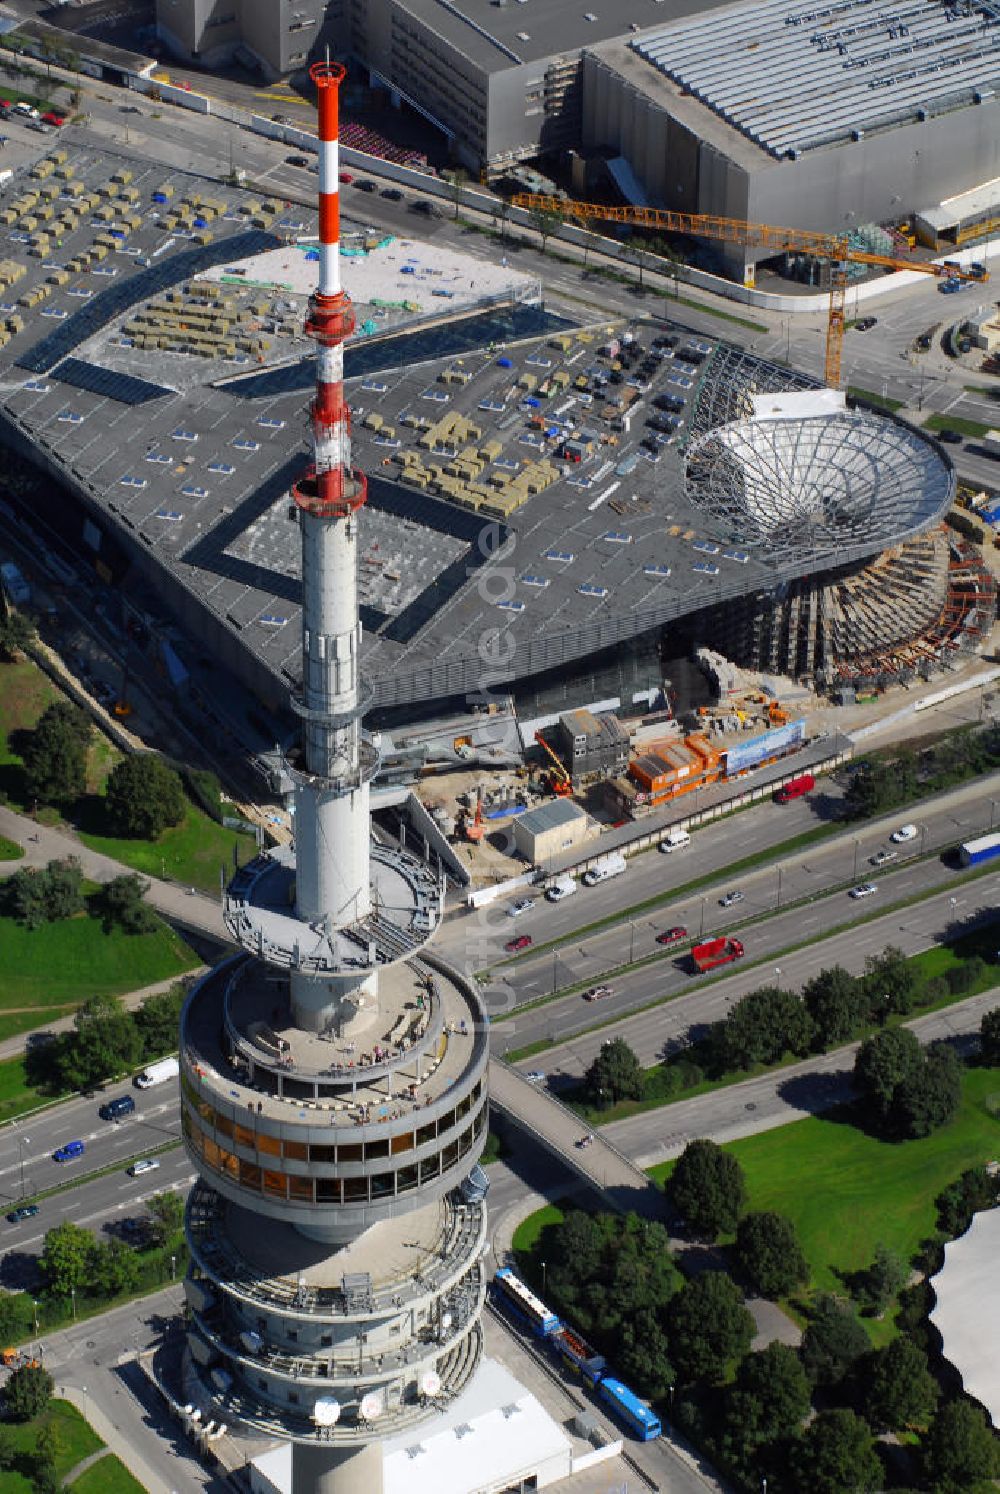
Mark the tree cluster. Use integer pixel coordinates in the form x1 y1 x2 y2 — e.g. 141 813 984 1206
843 725 1000 820
709 985 814 1072
668 1139 746 1238
853 1029 961 1139
27 983 187 1094
0 857 84 930
0 609 35 662
38 1205 183 1300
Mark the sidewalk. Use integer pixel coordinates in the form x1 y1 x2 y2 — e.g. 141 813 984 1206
0 970 207 1064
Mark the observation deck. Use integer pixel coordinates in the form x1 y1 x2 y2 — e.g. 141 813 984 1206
180 955 489 1238
222 843 443 976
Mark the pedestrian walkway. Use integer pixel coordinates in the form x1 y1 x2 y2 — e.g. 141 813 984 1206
0 804 229 944
0 971 207 1065
62 1446 112 1486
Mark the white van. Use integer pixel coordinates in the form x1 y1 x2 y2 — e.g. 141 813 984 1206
546 874 577 901
659 828 691 853
582 851 627 886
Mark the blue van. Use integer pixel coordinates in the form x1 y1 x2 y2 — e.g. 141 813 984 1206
53 1139 85 1163
99 1095 136 1121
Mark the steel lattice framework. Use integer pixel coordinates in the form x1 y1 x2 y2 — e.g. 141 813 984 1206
684 410 953 564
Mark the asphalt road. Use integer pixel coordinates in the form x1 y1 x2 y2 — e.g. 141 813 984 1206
507 868 1000 1084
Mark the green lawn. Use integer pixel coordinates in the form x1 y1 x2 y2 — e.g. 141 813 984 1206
0 657 255 893
847 385 905 413
0 904 200 1014
77 801 256 894
72 1454 145 1494
924 412 993 439
0 1400 104 1487
511 1203 565 1255
0 1054 54 1123
650 1065 1000 1340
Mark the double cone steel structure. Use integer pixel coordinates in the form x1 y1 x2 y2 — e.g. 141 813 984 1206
179 63 489 1493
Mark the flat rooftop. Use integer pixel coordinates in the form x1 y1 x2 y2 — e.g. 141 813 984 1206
379 0 720 72
0 139 954 715
631 0 1000 157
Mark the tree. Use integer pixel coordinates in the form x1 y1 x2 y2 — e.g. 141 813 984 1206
90 1237 142 1296
528 206 562 255
979 1006 1000 1066
802 965 869 1048
867 1337 937 1431
22 701 90 806
135 984 186 1060
923 1399 1000 1492
0 1426 16 1469
864 944 919 1016
38 1220 93 1296
618 1310 674 1401
936 1165 1000 1237
0 1292 23 1344
791 1408 882 1494
892 1041 961 1139
853 1241 907 1316
146 1190 185 1246
54 991 143 1091
3 1362 54 1422
92 872 157 935
668 1139 746 1239
622 236 647 290
445 167 467 220
667 1270 754 1383
722 1341 811 1458
714 986 814 1070
0 609 35 660
585 1037 643 1105
104 755 185 839
734 1211 809 1298
853 1026 922 1117
799 1295 871 1387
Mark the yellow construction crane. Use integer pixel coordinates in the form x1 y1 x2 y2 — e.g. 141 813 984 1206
512 194 987 389
534 731 573 796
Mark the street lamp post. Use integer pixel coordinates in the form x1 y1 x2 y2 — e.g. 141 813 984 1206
853 839 860 881
170 1254 177 1282
32 1300 38 1335
699 898 706 939
70 1287 76 1322
18 1135 29 1199
629 920 636 964
776 866 783 909
541 1260 547 1296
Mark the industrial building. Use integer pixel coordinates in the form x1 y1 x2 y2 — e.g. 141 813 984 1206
0 131 985 728
512 797 592 864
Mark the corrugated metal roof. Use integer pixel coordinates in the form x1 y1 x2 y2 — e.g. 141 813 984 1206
516 798 588 834
632 0 1000 157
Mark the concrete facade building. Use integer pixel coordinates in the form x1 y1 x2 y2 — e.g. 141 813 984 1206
512 797 592 864
553 707 630 780
156 0 341 78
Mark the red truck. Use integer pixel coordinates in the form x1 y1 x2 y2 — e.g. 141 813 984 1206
774 772 814 804
690 936 745 973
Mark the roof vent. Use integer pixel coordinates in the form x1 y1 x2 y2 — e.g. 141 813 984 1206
630 20 640 29
974 88 994 103
516 28 530 38
850 127 864 140
916 105 928 119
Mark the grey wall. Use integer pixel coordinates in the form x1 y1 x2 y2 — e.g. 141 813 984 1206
581 47 1000 274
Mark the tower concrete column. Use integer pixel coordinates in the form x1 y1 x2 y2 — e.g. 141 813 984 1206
292 1440 383 1494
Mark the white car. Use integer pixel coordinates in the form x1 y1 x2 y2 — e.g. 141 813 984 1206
507 898 535 919
525 1071 545 1084
890 824 918 843
869 849 898 867
849 883 878 899
128 1158 160 1177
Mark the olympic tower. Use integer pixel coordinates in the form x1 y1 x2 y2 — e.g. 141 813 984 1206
178 62 489 1494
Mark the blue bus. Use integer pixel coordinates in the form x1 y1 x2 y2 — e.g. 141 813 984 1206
492 1268 562 1338
597 1377 662 1441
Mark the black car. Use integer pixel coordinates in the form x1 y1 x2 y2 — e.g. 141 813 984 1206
7 1204 39 1224
285 154 310 168
380 187 403 200
855 316 878 331
410 198 442 216
355 179 377 192
936 429 963 444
